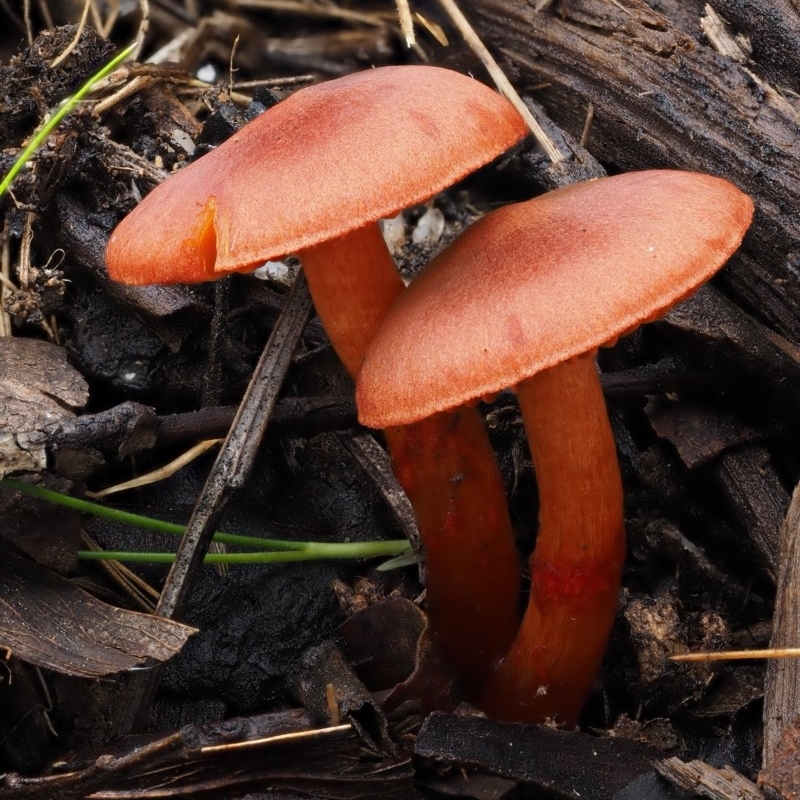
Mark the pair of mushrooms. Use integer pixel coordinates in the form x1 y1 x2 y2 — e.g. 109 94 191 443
108 65 527 695
107 65 754 725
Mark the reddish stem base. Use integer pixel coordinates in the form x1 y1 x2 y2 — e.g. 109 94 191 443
385 410 520 693
479 354 625 725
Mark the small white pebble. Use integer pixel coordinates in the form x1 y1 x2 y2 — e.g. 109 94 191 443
412 206 445 245
196 64 217 83
380 214 407 254
252 259 298 286
171 128 195 155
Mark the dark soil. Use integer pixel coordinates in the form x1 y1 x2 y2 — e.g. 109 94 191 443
0 2 795 798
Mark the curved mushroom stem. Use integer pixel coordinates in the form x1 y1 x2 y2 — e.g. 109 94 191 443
301 224 520 691
478 352 625 725
300 225 406 377
384 412 520 692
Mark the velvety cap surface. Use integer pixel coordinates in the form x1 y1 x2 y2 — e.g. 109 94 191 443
356 170 754 428
106 66 527 285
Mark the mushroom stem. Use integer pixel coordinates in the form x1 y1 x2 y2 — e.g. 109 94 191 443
479 353 625 725
300 223 521 691
300 224 405 377
384 411 520 692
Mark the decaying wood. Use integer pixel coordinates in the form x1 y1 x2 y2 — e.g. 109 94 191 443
414 711 667 799
710 0 800 90
646 398 788 570
0 543 195 678
659 285 800 418
56 194 205 321
656 757 765 799
0 338 88 477
467 0 800 341
715 445 789 572
764 484 800 768
760 724 800 798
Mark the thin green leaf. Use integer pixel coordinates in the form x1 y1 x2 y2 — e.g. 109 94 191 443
0 40 138 199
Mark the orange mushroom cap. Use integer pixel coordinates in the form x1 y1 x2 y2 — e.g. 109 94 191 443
356 170 754 427
105 66 527 285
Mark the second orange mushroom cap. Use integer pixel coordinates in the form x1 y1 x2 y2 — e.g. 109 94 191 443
356 170 755 428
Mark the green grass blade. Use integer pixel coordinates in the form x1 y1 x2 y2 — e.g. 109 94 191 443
0 41 138 199
0 477 409 558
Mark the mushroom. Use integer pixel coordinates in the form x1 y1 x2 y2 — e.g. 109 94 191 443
356 170 754 724
105 65 528 691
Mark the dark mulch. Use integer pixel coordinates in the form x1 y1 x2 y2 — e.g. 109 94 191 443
1 2 797 798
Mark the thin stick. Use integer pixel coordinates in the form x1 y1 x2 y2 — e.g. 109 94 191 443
201 723 352 755
23 0 33 46
18 210 34 288
0 219 11 337
342 432 421 551
158 271 306 584
672 648 800 662
434 0 563 163
580 102 595 148
116 273 313 733
87 439 222 499
50 0 92 67
133 0 149 61
395 0 416 45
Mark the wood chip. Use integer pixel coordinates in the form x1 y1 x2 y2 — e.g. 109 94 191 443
0 544 196 677
0 337 88 477
656 757 765 799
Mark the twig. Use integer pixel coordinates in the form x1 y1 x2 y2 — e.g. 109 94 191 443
0 220 11 337
160 271 313 616
133 0 149 61
87 439 222 499
434 0 563 163
50 0 92 67
23 0 34 46
395 0 416 45
342 432 421 552
116 271 313 733
18 210 35 288
672 647 800 662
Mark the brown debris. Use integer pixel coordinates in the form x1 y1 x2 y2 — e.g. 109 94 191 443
0 24 114 150
0 337 88 477
340 596 462 714
0 0 798 792
657 757 765 799
0 543 195 678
